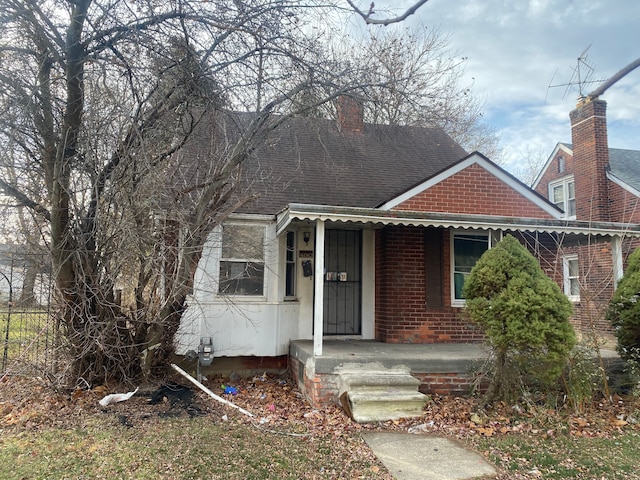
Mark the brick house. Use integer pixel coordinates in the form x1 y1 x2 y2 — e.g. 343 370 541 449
175 97 640 406
533 98 640 334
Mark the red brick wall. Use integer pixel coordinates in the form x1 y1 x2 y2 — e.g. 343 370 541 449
608 181 640 225
533 147 574 200
532 100 640 337
395 163 555 218
561 240 614 334
534 139 640 227
375 226 484 344
517 231 619 336
414 372 478 396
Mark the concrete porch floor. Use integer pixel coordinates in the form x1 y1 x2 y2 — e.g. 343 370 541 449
290 339 488 375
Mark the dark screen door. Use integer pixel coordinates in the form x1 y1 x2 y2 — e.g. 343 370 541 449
323 229 362 335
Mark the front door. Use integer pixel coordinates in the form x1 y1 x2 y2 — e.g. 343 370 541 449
323 229 362 335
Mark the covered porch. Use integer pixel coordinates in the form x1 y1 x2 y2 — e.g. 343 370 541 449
277 203 637 359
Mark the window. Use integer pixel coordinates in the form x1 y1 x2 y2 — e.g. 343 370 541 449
558 155 565 173
285 231 296 298
452 233 490 304
550 177 576 219
563 254 580 302
219 224 265 295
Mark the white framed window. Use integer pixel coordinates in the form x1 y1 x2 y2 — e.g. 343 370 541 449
549 176 576 219
285 231 296 298
563 254 580 302
218 223 265 295
451 231 493 306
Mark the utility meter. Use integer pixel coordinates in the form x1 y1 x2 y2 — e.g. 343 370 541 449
198 337 214 367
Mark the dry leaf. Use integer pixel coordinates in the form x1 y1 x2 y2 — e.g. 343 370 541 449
610 418 628 427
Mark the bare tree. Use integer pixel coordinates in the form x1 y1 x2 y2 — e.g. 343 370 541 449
512 146 550 186
0 0 384 386
314 28 503 159
0 0 482 386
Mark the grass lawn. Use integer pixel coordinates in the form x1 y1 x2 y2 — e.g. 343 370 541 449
476 432 640 479
0 308 52 371
0 416 387 480
1 376 639 479
1 414 639 480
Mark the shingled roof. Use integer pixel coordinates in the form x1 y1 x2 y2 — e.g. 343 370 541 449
220 113 467 215
559 142 640 192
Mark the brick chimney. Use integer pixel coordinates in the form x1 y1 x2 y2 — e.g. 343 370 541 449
569 98 610 222
336 95 364 133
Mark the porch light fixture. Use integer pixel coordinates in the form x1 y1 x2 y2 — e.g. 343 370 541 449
303 231 311 244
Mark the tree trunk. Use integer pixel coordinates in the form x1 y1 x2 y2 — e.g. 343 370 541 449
19 262 37 307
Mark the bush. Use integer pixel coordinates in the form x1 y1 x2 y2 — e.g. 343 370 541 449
463 235 575 403
561 346 607 413
607 247 640 378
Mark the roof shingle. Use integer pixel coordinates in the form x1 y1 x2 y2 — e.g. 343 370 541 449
235 114 467 214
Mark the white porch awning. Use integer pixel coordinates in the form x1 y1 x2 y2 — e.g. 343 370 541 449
276 203 640 237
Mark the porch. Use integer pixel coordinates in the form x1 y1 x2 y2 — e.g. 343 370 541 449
289 339 488 407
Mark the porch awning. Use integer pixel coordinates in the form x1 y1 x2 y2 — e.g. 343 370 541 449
276 203 640 237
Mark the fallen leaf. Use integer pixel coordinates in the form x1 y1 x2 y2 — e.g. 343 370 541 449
610 418 628 427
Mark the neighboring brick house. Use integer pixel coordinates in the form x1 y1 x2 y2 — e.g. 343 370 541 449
533 98 640 334
174 97 640 404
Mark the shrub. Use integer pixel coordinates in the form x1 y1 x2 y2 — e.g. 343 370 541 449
607 247 640 379
463 235 575 403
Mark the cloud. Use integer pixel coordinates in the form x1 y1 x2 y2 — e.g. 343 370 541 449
392 0 640 172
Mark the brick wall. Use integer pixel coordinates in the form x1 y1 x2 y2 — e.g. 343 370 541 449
414 372 479 396
395 163 555 218
533 147 574 199
533 99 640 337
608 181 640 224
375 226 484 343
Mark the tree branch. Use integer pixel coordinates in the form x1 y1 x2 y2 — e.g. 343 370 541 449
346 0 430 25
0 177 51 221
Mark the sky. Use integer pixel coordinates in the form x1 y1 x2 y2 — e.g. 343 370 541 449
370 0 640 175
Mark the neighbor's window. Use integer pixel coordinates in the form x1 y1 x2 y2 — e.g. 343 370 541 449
558 155 565 173
219 223 265 295
563 254 580 302
452 233 490 304
285 231 296 298
550 176 576 219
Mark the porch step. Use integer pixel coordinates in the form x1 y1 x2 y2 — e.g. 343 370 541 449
336 363 429 423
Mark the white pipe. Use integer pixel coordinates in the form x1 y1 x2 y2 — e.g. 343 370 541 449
171 363 254 417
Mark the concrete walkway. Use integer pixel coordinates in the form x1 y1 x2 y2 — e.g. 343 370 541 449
362 432 497 480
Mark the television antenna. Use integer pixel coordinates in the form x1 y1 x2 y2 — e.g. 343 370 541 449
546 45 607 102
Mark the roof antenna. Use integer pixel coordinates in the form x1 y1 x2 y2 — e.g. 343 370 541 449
546 45 607 102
